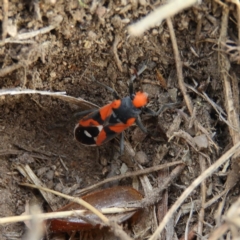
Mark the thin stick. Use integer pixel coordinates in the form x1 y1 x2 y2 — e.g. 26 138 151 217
0 63 22 77
185 201 194 240
77 161 183 194
236 1 240 45
166 17 193 115
0 15 63 46
0 88 66 96
0 207 138 224
149 141 240 240
219 6 240 155
197 155 206 240
0 210 86 224
113 34 123 72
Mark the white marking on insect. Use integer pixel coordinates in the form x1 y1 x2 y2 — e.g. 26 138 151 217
84 130 92 138
97 125 103 132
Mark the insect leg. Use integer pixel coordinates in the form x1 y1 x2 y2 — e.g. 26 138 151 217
143 102 182 116
129 64 148 83
129 77 134 96
48 108 97 130
74 109 98 118
135 116 148 134
119 132 125 155
91 76 120 100
129 64 148 97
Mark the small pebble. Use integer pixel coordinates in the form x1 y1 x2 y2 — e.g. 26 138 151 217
152 29 158 35
100 156 108 166
45 170 54 180
134 151 149 165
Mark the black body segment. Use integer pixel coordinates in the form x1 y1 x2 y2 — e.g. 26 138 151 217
74 125 100 145
112 96 141 124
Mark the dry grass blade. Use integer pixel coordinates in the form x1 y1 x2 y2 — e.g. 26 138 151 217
0 210 86 224
0 88 66 97
0 15 63 46
149 142 240 240
217 0 240 197
0 207 138 225
185 201 194 240
225 197 240 238
113 34 123 72
208 223 229 240
128 0 199 36
197 155 207 239
0 88 98 108
19 182 109 224
209 196 240 239
218 6 240 148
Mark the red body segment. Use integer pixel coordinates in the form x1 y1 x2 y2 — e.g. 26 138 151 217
132 92 148 108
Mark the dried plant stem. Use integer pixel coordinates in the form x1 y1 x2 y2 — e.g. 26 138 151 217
219 6 240 152
0 207 137 225
0 15 63 46
197 155 207 240
185 201 194 240
0 88 66 96
19 183 132 240
149 142 240 240
166 18 193 115
208 223 229 240
113 35 123 72
0 210 86 224
77 161 183 195
19 183 109 224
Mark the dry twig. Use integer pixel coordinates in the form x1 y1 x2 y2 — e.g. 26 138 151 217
0 88 98 109
166 18 193 115
0 88 65 97
197 155 207 240
0 15 63 46
217 1 240 199
185 201 194 240
149 142 240 240
77 161 183 195
219 6 240 149
0 207 138 225
113 35 123 72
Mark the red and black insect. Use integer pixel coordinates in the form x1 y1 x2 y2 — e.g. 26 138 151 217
74 75 178 151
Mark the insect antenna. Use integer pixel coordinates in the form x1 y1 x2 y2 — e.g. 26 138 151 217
85 76 120 100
